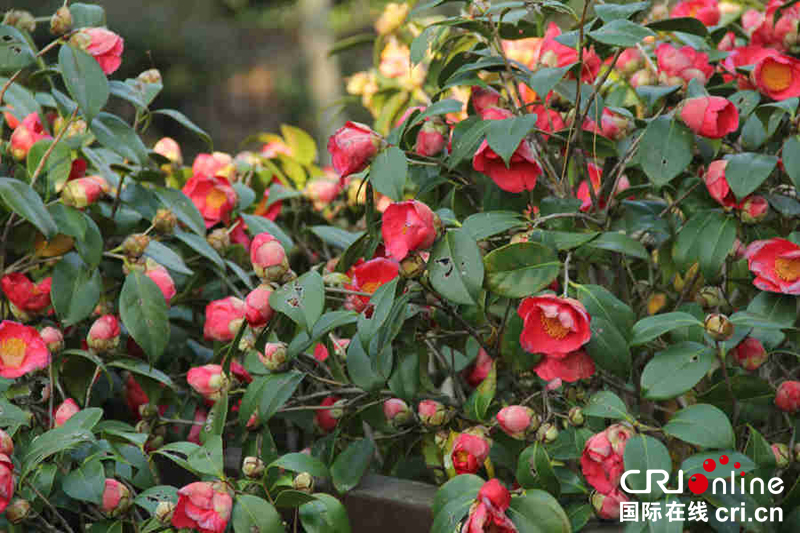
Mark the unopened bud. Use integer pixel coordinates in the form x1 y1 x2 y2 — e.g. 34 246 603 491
772 443 791 468
50 6 72 35
154 501 175 523
153 209 178 235
418 400 448 427
40 326 64 354
258 342 288 372
537 422 559 443
207 228 230 252
138 69 162 85
122 233 150 259
3 10 35 32
6 499 31 524
383 398 413 427
705 313 734 341
293 472 314 493
242 456 265 478
696 286 724 309
739 196 769 224
399 252 427 279
568 406 584 426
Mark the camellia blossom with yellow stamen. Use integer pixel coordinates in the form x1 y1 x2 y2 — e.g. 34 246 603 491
343 258 399 313
752 54 800 101
745 238 800 294
517 295 592 357
0 320 50 379
182 174 238 228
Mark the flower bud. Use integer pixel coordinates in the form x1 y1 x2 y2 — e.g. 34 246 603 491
135 420 151 434
776 381 800 413
591 489 628 520
772 443 791 468
418 399 448 427
139 403 159 420
696 286 724 309
154 501 175 523
122 233 150 259
138 69 162 85
399 252 427 279
250 233 290 282
3 10 35 32
739 195 769 224
245 284 274 329
258 342 288 372
6 499 31 524
40 326 64 354
732 337 768 371
207 228 231 252
54 398 80 427
101 479 132 517
242 456 265 478
383 398 413 427
0 429 12 457
50 6 72 35
61 175 110 208
87 315 121 353
153 209 178 235
238 328 257 352
705 313 734 341
187 365 230 401
496 405 540 440
293 472 315 493
153 137 182 166
314 396 343 433
536 422 559 443
568 406 585 426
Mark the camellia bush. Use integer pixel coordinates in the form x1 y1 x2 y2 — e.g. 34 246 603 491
3 0 800 531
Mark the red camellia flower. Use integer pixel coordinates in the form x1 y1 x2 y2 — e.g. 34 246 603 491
344 258 400 313
733 337 769 371
9 112 51 160
182 174 237 228
327 121 381 179
0 429 13 457
54 398 80 427
415 121 448 157
580 424 633 493
1 273 52 315
533 350 596 382
592 488 629 520
529 105 566 140
471 86 502 117
670 0 720 26
451 433 491 475
720 46 780 89
77 28 124 75
172 481 233 533
538 22 600 82
775 381 800 413
461 479 517 533
752 55 800 101
314 396 341 433
0 454 13 513
703 160 737 208
187 364 229 402
192 152 233 179
463 348 494 388
679 96 739 138
655 44 714 86
0 321 50 379
744 238 800 294
230 357 253 384
739 195 769 223
245 284 274 328
204 297 246 341
517 295 591 356
381 200 438 261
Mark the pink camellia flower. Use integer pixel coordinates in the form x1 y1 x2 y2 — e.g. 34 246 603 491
582 108 630 141
144 259 176 304
739 195 769 223
518 295 592 357
203 297 246 341
670 0 720 26
471 86 502 117
533 350 596 382
496 405 538 440
592 488 629 520
304 177 342 211
463 348 493 388
679 96 739 139
0 454 13 513
720 46 780 89
182 174 237 228
451 433 491 475
616 48 643 75
703 160 737 208
153 137 182 165
9 112 51 160
172 481 233 533
581 424 633 493
61 175 110 208
538 22 600 82
655 44 714 86
187 408 207 444
461 479 517 533
101 479 132 517
529 105 566 140
187 365 229 402
732 337 768 371
327 122 381 179
717 31 737 52
415 121 448 157
250 232 290 282
314 396 342 433
55 398 80 427
0 429 12 457
1 273 52 317
745 238 800 294
245 284 274 328
75 28 124 75
752 54 800 101
381 200 439 261
344 258 400 313
383 398 412 426
0 321 50 378
40 326 64 354
87 315 120 353
776 381 800 413
192 152 233 179
473 107 542 193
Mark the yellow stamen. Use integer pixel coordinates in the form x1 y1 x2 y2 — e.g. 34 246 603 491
540 314 569 339
0 338 27 368
775 256 800 281
206 189 228 210
762 62 792 92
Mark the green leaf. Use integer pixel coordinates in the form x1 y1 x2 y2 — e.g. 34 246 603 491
273 490 317 508
623 435 672 501
630 312 703 346
410 25 439 64
270 453 330 479
70 3 106 27
673 210 737 280
300 493 352 533
119 271 170 361
464 362 496 421
155 187 206 236
369 146 407 201
485 115 539 166
0 177 58 238
680 451 754 480
270 271 325 331
533 443 560 497
574 284 635 338
153 109 213 150
528 65 574 104
508 490 571 533
663 404 735 449
408 99 464 129
585 317 631 379
27 139 73 193
59 44 109 123
462 211 526 240
448 118 493 168
187 435 224 476
241 213 294 252
90 112 149 166
0 399 32 434
199 393 228 444
588 19 656 47
51 253 101 326
347 336 385 391
744 425 777 471
641 342 715 400
310 226 363 249
21 409 100 479
331 438 375 493
583 390 630 420
134 485 178 515
174 230 225 269
640 117 694 188
0 25 36 72
746 291 797 327
429 228 485 305
784 136 800 191
483 242 560 298
232 495 283 533
358 278 398 347
257 371 305 423
62 459 105 504
647 17 709 36
595 1 650 21
586 232 648 259
144 240 193 276
724 153 779 199
106 359 174 388
49 204 103 268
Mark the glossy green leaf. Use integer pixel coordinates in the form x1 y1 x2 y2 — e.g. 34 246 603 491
59 44 109 123
370 146 407 201
347 335 385 391
90 112 149 165
300 493 352 533
153 109 212 150
588 19 655 47
508 490 571 533
784 136 800 191
258 371 304 422
585 317 631 379
623 435 672 502
583 390 630 420
483 242 559 298
663 404 735 449
724 153 779 199
107 359 174 387
429 228 484 305
173 230 225 269
464 362 496 421
630 312 703 346
155 187 206 236
0 25 36 72
310 226 363 249
595 1 650 21
270 453 330 479
232 495 283 533
673 210 737 280
241 213 294 252
574 284 635 338
27 139 72 193
144 240 193 275
641 342 715 400
0 177 58 238
640 117 694 188
51 252 101 326
62 458 105 504
331 438 375 493
119 271 170 361
647 17 708 36
270 271 325 331
70 3 106 27
49 204 103 268
485 114 538 166
462 211 526 241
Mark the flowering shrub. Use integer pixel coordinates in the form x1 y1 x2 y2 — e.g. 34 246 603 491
2 0 800 531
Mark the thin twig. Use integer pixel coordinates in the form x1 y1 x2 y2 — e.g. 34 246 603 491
26 479 77 533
